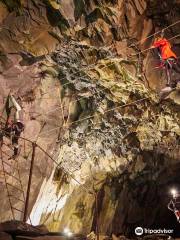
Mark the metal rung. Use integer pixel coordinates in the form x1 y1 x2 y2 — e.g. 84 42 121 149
1 150 12 157
2 152 18 163
9 195 25 203
2 160 12 168
12 207 24 213
2 151 20 163
4 171 20 182
2 161 18 171
2 144 13 152
7 183 24 192
2 146 26 161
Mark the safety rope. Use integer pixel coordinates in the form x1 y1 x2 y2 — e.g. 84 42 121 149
129 33 180 57
0 115 47 223
0 141 31 221
2 20 179 106
37 20 180 95
0 142 15 219
129 19 180 47
1 91 178 222
0 127 94 195
39 97 149 136
22 33 180 122
3 24 180 122
0 19 179 223
36 49 180 131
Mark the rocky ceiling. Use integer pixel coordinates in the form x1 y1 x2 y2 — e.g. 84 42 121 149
0 0 180 239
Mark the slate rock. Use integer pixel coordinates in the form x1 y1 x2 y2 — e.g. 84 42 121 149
0 221 49 236
0 232 13 240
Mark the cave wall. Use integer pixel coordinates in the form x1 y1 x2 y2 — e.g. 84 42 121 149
0 0 180 237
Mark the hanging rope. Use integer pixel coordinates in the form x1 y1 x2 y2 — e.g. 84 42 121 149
0 20 179 222
2 20 179 106
3 24 179 122
129 33 180 58
29 19 180 98
0 142 15 219
0 127 94 194
21 33 180 122
39 97 149 136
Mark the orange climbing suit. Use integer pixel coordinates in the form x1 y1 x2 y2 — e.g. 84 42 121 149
153 38 177 60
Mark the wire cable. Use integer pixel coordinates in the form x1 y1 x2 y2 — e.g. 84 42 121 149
27 33 180 121
37 19 180 95
39 97 149 136
2 19 179 102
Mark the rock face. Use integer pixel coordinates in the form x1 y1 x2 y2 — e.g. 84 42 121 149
0 232 13 240
0 0 180 239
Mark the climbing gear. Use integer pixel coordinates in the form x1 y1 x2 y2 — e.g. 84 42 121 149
161 30 165 38
153 38 177 60
152 36 178 86
164 58 178 86
1 95 24 158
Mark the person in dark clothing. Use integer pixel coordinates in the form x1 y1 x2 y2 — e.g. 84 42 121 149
168 190 180 223
1 94 24 158
5 121 24 157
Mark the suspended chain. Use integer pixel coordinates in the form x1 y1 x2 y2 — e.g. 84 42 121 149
0 117 26 220
0 141 15 219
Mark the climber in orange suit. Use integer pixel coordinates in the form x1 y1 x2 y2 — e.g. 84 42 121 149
151 36 180 87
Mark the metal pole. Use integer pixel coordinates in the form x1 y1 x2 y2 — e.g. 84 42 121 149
23 142 36 222
95 192 100 240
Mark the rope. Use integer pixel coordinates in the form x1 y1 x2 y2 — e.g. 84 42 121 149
0 128 94 194
34 52 180 123
5 17 176 105
34 20 180 97
0 142 15 219
5 98 163 195
129 33 180 57
0 20 179 215
3 23 177 126
39 97 149 136
1 91 178 220
21 33 180 122
39 66 180 134
2 20 179 105
129 19 180 47
0 140 33 223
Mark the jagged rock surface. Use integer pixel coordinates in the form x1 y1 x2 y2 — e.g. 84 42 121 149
0 0 180 238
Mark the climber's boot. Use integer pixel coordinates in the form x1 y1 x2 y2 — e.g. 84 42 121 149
159 86 173 101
